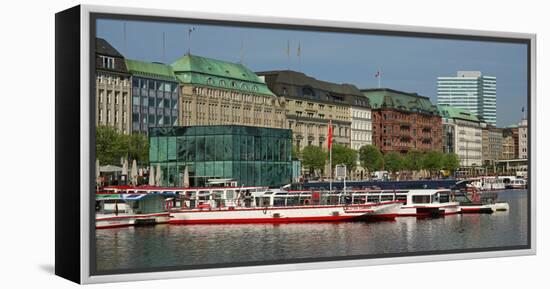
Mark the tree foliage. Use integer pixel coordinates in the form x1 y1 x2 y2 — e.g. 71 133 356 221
301 145 327 174
384 152 403 174
96 126 149 165
442 153 460 173
422 150 444 173
358 145 383 174
331 144 358 172
403 150 423 171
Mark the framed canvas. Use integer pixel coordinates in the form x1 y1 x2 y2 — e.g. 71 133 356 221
55 4 536 284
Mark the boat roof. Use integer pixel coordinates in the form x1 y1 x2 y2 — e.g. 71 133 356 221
102 185 267 192
95 193 171 201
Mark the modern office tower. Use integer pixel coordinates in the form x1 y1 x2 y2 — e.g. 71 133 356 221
437 71 496 126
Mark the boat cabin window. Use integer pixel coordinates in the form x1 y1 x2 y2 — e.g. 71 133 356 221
395 194 407 205
353 196 366 204
256 197 271 207
225 190 235 199
198 191 210 201
367 195 380 203
438 192 450 203
412 195 431 204
273 196 286 207
380 194 394 202
286 196 299 206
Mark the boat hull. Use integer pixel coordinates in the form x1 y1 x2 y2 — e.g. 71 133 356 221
397 203 461 217
96 212 170 229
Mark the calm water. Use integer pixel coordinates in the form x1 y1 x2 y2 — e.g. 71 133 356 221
95 189 529 272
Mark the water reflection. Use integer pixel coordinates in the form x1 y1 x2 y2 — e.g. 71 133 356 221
96 190 528 272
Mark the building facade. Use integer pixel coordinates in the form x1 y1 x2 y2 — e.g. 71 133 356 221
481 124 503 166
501 128 517 160
518 118 528 159
257 70 356 151
95 38 132 134
171 54 286 129
363 89 442 154
437 71 497 126
349 96 372 150
125 59 180 134
438 105 483 167
149 125 292 187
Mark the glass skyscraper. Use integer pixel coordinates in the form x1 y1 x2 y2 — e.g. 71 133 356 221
149 125 293 187
437 71 496 126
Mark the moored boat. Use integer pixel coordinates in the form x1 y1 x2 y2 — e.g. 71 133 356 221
508 179 527 189
169 189 402 224
95 193 172 229
351 189 461 217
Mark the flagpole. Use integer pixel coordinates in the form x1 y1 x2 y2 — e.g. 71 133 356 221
329 142 332 193
328 119 332 193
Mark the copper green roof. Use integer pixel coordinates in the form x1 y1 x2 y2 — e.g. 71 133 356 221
125 59 177 82
361 88 438 115
171 54 275 96
437 105 480 122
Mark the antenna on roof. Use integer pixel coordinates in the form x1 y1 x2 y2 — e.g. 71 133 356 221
286 40 290 69
162 31 166 63
123 22 127 56
297 41 302 72
187 26 196 55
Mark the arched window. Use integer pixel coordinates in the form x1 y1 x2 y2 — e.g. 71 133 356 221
207 78 213 85
302 87 314 96
220 79 226 86
231 81 237 87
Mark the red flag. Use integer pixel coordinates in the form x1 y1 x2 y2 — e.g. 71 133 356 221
327 120 333 150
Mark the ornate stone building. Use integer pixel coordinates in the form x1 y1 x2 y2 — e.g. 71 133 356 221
170 54 286 129
95 38 131 134
438 105 482 167
257 70 357 151
482 124 503 166
363 89 442 154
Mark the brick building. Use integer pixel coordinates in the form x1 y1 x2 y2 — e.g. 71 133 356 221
362 88 442 154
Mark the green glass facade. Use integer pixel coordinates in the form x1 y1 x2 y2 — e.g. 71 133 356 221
149 125 293 187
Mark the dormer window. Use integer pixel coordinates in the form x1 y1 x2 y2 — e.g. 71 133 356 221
100 55 115 69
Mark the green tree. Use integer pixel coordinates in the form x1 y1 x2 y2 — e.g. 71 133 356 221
301 145 327 176
422 150 444 178
384 152 403 180
403 150 423 180
358 145 383 179
126 133 149 164
96 125 127 165
331 144 358 173
442 153 460 175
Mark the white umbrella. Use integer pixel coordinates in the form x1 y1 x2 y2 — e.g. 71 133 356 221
122 158 128 177
155 163 162 186
149 165 155 186
183 166 190 188
130 159 138 186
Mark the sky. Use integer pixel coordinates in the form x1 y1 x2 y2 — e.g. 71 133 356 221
97 19 528 127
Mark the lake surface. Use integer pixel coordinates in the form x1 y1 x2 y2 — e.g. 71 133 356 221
95 189 529 272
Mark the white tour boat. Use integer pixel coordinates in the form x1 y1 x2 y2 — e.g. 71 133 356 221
168 189 402 224
352 189 461 217
468 176 506 191
508 179 527 189
95 193 171 229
